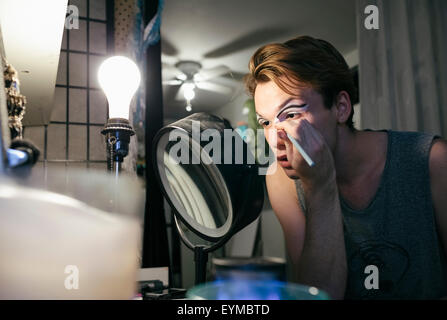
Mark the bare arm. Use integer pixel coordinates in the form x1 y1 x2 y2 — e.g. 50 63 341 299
297 173 347 300
430 139 447 293
265 164 305 268
267 119 347 299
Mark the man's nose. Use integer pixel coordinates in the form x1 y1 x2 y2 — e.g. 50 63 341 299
275 132 287 150
266 128 287 150
277 129 288 140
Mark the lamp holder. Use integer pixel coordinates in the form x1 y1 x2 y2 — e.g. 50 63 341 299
101 117 135 174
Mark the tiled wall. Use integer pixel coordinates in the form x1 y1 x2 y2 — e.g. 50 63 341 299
24 0 110 173
21 1 183 287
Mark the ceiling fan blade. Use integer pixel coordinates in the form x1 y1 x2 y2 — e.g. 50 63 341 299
175 83 186 101
194 65 230 82
203 27 289 58
196 82 233 95
162 63 187 82
160 34 179 56
224 71 247 81
163 79 183 86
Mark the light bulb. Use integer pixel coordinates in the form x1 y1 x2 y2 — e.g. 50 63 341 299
98 56 141 119
183 83 195 101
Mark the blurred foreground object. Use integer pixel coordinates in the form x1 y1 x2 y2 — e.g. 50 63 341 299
6 139 40 178
187 280 330 300
0 168 144 299
212 257 286 282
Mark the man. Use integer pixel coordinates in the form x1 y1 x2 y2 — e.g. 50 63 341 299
245 36 447 299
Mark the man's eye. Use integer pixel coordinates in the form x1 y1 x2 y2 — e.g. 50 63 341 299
287 112 300 119
259 120 270 127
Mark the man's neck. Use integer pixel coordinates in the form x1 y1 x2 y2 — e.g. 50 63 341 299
333 127 376 185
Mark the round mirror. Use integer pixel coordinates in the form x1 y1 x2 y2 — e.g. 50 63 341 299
152 113 265 284
156 130 233 241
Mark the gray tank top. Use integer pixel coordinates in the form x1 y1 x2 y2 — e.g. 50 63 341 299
295 130 447 299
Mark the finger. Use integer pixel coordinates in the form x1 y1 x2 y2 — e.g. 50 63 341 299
277 121 312 164
300 119 323 143
277 119 319 165
266 128 295 164
300 120 330 156
275 119 307 145
268 125 296 161
266 127 288 152
282 119 323 151
274 119 299 138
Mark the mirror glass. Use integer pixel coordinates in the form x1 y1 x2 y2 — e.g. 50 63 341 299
156 130 232 239
175 215 219 248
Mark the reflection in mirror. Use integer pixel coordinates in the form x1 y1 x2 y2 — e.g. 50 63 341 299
153 113 265 285
164 151 218 229
175 215 217 249
156 129 233 240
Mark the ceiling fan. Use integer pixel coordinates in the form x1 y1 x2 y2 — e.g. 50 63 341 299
163 60 235 111
160 27 290 114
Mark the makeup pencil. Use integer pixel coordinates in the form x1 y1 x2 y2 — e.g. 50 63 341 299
274 117 315 167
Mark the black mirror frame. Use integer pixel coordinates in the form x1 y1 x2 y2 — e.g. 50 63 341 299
151 113 265 284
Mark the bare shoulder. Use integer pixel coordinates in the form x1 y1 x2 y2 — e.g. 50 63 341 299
429 138 447 172
429 138 447 199
429 138 447 255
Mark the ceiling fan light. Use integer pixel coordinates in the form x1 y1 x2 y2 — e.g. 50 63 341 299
183 82 195 90
184 88 195 100
183 82 196 101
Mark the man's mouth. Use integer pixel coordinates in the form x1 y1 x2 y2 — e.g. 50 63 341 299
277 155 288 161
276 155 291 168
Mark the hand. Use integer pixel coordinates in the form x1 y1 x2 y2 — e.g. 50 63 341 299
274 119 336 189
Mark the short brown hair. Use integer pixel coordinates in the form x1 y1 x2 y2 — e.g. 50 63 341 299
245 36 357 129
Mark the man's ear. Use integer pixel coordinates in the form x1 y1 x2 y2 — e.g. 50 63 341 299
334 91 352 125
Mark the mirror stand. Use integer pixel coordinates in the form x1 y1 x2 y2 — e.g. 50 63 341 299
194 245 208 285
174 215 218 285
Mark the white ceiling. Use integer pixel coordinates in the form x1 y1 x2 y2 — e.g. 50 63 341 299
0 0 358 126
0 0 68 126
161 0 357 119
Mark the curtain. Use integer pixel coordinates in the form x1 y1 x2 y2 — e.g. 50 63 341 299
356 0 447 137
114 0 145 173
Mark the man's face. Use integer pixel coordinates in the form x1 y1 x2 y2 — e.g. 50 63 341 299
254 79 338 176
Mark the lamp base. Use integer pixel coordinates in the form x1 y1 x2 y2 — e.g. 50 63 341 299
101 118 135 174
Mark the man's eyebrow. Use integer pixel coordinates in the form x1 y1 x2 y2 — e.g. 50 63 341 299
256 97 297 120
